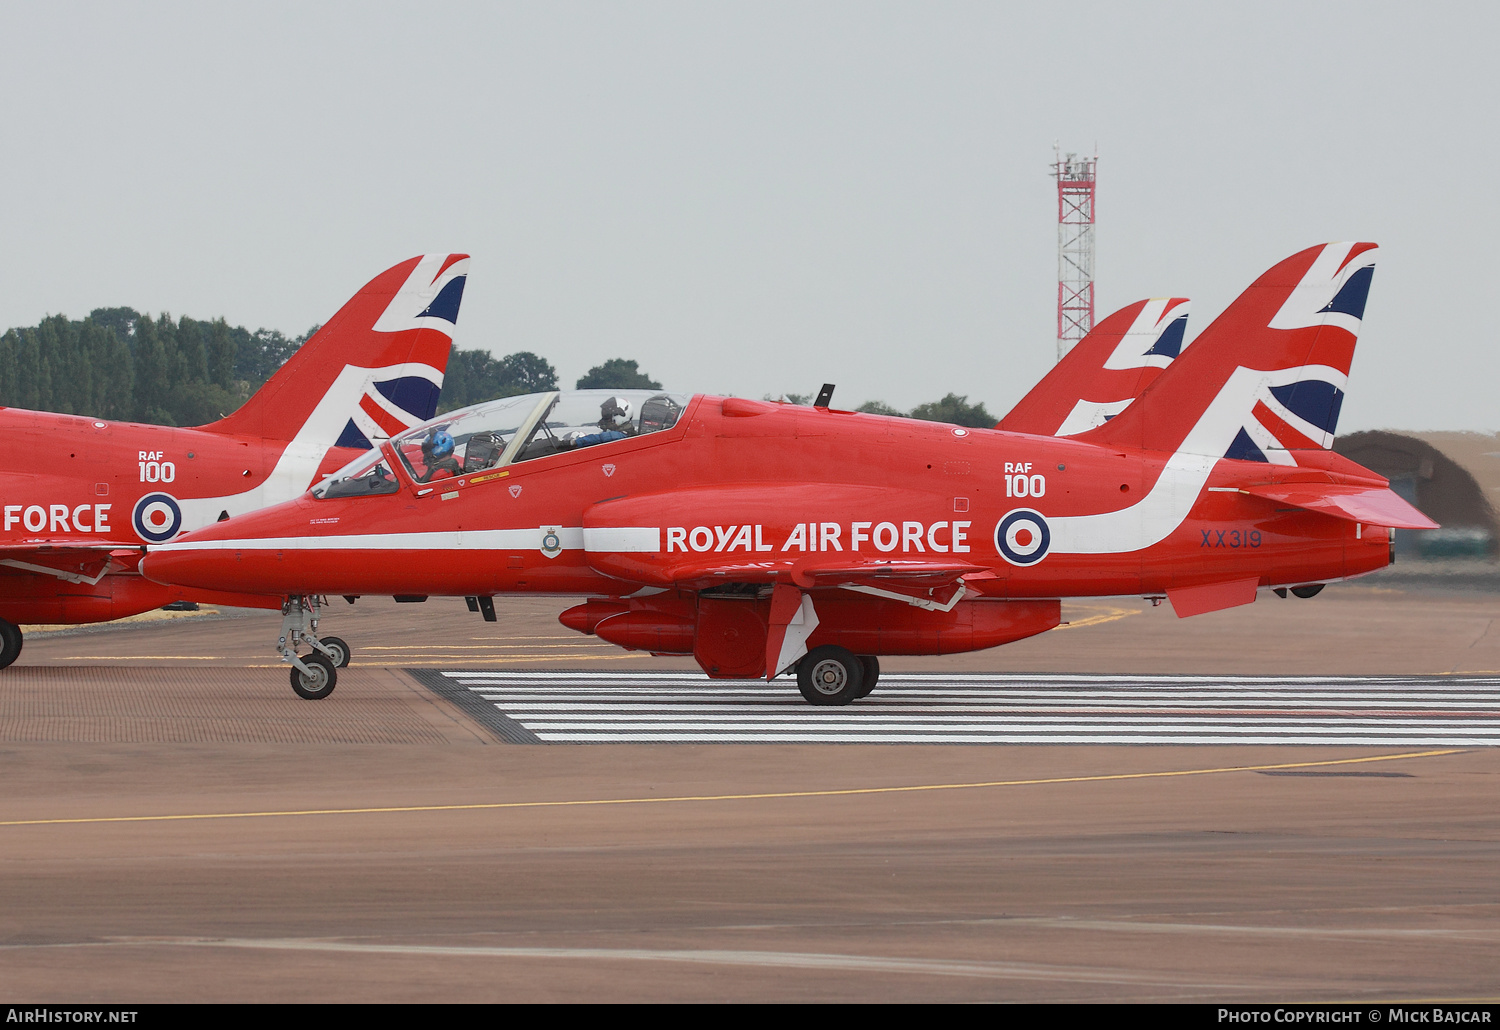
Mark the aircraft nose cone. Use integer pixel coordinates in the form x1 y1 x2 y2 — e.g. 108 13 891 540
140 546 220 590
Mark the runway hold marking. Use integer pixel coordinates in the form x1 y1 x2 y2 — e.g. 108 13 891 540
345 653 650 668
0 749 1460 829
414 670 1500 745
54 654 653 669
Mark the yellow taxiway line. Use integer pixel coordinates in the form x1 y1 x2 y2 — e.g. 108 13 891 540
0 749 1460 829
1052 605 1144 631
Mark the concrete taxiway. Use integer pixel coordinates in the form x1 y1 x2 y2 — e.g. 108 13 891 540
0 584 1498 1002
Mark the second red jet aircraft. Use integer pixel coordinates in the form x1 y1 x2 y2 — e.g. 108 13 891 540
0 253 467 668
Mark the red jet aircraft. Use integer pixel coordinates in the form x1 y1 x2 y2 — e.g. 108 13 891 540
143 243 1437 703
0 253 468 668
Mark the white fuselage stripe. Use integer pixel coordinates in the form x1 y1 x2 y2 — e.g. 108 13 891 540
582 527 660 552
1050 364 1350 555
155 526 657 553
154 529 568 552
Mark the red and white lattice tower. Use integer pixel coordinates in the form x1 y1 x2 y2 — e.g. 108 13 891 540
1052 149 1097 361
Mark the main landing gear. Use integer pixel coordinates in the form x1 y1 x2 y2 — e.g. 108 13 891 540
278 595 352 700
0 618 22 669
795 645 880 706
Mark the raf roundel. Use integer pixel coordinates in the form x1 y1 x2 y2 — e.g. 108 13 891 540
995 508 1051 566
133 492 183 543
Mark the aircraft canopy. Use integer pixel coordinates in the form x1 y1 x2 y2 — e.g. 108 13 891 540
314 389 689 499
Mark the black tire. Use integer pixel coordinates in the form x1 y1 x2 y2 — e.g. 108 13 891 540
290 653 338 700
796 645 865 706
1291 584 1325 599
855 655 880 699
0 619 21 670
318 635 352 668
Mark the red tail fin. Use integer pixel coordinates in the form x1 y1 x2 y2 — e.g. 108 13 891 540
1079 243 1376 463
200 254 468 446
998 298 1189 436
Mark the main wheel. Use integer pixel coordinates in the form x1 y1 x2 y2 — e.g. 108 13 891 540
290 653 338 700
1291 584 1325 599
796 645 865 706
855 655 880 699
0 619 21 669
318 635 352 668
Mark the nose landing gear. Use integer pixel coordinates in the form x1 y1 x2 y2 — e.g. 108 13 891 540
317 635 352 669
278 595 352 699
290 652 338 700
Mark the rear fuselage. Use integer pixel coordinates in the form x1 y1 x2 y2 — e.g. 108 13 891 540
0 406 363 623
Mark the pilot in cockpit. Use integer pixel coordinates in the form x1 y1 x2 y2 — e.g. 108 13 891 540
565 396 638 449
413 428 462 483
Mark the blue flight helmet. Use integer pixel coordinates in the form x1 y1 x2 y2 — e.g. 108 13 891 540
426 429 455 460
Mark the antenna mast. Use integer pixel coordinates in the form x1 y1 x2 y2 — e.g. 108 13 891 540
1052 148 1097 362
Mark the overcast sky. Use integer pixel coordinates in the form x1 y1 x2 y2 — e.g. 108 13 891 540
2 2 1494 431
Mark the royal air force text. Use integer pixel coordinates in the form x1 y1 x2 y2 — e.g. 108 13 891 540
666 521 974 554
2 504 111 534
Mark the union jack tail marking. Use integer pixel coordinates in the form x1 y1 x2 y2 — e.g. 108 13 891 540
1079 243 1376 463
202 254 467 449
998 297 1190 437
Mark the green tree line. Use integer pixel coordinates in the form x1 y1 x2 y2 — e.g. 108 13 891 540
773 392 996 427
438 354 662 412
0 308 314 426
3 304 989 430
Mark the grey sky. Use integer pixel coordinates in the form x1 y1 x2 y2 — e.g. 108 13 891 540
1 2 1493 431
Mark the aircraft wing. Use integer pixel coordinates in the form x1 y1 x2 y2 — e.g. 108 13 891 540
0 543 142 585
1240 483 1438 530
786 558 987 587
588 549 989 607
787 558 994 610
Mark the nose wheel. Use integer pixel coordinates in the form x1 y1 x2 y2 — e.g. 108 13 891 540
290 652 337 700
318 635 352 668
277 596 350 698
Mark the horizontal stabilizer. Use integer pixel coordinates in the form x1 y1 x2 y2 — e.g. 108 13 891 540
1167 577 1260 618
1240 484 1438 530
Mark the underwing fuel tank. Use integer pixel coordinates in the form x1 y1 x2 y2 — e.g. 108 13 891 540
560 591 1061 678
593 612 697 654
